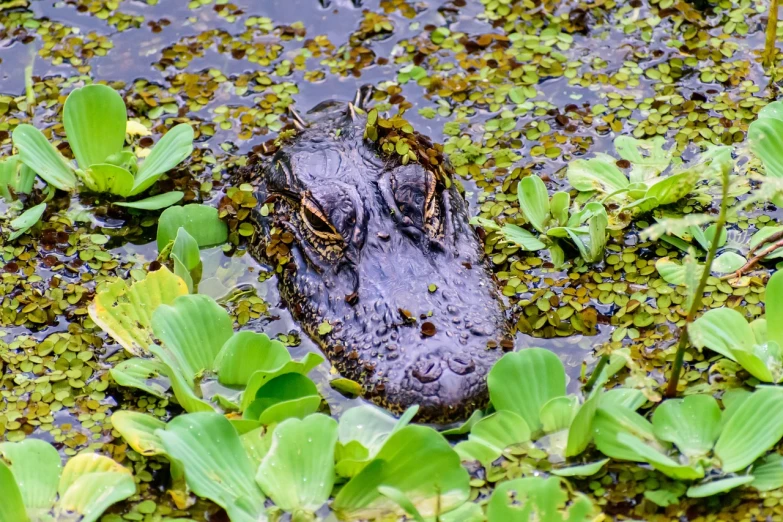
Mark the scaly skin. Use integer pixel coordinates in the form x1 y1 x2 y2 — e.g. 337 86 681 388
241 99 512 423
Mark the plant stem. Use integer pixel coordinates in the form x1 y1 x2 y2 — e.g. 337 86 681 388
766 0 779 67
665 175 730 398
584 354 609 393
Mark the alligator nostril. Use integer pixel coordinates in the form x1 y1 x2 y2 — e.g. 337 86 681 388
412 360 442 383
448 356 475 375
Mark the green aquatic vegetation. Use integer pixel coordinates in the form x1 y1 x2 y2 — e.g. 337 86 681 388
658 222 746 276
0 438 135 522
0 155 35 202
567 137 731 223
474 175 608 265
486 476 596 522
592 388 783 498
690 269 783 382
12 84 193 208
455 348 620 475
750 100 783 193
113 410 470 521
169 227 202 292
641 153 732 397
6 201 46 241
334 403 417 479
156 203 229 251
107 290 323 419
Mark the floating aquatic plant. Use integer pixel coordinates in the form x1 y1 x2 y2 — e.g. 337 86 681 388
113 409 470 521
12 84 193 208
473 175 609 265
0 438 135 522
567 137 731 224
592 388 783 498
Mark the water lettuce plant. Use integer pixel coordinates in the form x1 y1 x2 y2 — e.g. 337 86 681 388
567 137 730 222
12 84 193 209
112 409 470 521
749 100 783 183
97 276 324 420
0 155 35 202
455 348 622 476
474 175 608 265
5 201 46 241
592 388 783 498
0 439 135 522
690 269 783 382
486 476 595 522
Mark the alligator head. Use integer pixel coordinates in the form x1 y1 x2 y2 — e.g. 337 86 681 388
242 94 512 423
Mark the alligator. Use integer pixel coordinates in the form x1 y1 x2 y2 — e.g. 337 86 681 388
242 91 512 423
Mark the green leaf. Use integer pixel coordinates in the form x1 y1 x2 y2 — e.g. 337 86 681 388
644 482 686 507
539 396 579 434
131 124 194 196
152 294 234 380
750 108 783 179
13 124 77 191
115 191 184 210
750 226 783 259
689 308 750 360
766 271 783 348
551 459 609 477
172 227 200 272
378 486 425 522
652 395 721 458
715 387 783 473
81 163 134 196
488 349 566 435
0 460 29 522
245 373 321 425
565 389 601 457
592 404 655 462
486 476 594 522
0 439 60 517
614 136 671 182
64 84 127 170
686 476 754 498
157 412 266 522
730 342 781 383
333 425 470 520
215 331 290 387
616 433 704 480
654 257 705 287
256 414 338 514
55 454 136 522
550 192 570 227
644 168 699 206
517 175 550 234
455 411 530 467
751 454 783 491
500 224 547 251
711 252 746 274
567 157 629 194
241 352 324 412
89 266 189 356
600 388 646 410
110 357 170 398
111 411 167 456
8 202 46 240
157 204 228 251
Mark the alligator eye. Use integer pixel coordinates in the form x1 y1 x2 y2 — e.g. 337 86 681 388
301 197 342 241
391 167 442 237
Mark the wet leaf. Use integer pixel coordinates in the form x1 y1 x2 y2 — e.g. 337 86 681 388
115 191 184 210
131 123 194 195
64 84 127 170
8 202 46 241
13 124 77 191
256 414 338 514
157 204 228 251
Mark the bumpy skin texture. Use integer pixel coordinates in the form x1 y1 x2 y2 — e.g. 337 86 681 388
242 101 511 423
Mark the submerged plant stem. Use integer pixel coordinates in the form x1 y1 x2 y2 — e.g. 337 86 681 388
666 175 730 398
765 0 779 67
